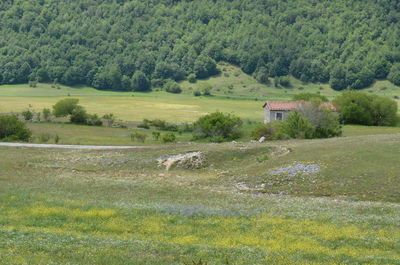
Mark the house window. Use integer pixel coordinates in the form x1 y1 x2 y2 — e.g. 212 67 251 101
275 112 283 120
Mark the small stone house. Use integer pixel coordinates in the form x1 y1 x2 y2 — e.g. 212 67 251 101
262 101 301 124
263 101 336 124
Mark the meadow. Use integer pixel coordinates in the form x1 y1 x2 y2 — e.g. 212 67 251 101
0 133 399 264
1 63 399 125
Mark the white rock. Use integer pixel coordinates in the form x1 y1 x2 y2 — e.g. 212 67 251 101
259 136 266 143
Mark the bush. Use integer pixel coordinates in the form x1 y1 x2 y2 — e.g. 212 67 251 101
193 112 242 142
130 132 147 143
39 133 51 143
69 106 88 124
86 114 103 126
54 134 60 144
103 113 115 127
152 131 161 141
164 80 182 94
293 93 328 102
193 90 201 97
253 67 269 84
0 115 32 142
162 132 176 143
53 98 80 117
137 119 150 129
29 80 37 88
188 73 197 83
21 110 33 121
42 108 51 121
283 111 314 139
299 101 342 138
252 121 286 140
334 91 398 126
279 76 291 87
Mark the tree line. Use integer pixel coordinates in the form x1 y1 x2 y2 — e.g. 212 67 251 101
0 0 400 91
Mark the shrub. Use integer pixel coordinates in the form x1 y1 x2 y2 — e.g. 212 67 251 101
39 133 51 143
162 132 176 143
193 90 201 97
299 101 342 138
54 134 60 144
138 119 150 129
103 113 115 126
283 111 314 139
86 114 103 126
334 91 398 126
69 106 88 124
253 67 269 84
252 121 286 140
29 80 37 88
42 108 51 121
152 131 161 141
193 112 242 142
130 132 147 143
0 115 32 142
279 76 291 87
293 93 328 102
188 73 197 83
21 110 33 121
202 87 211 96
53 98 79 117
164 80 182 94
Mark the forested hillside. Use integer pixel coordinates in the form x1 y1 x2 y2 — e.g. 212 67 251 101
1 0 400 91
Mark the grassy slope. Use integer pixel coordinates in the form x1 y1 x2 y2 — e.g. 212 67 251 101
0 134 399 264
1 63 399 123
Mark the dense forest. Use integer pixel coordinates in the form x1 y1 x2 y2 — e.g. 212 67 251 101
1 0 400 91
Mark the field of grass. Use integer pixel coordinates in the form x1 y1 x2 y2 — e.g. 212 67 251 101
1 63 399 124
1 133 399 264
21 122 400 146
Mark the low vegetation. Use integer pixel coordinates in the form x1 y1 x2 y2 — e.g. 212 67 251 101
0 133 399 264
0 115 32 142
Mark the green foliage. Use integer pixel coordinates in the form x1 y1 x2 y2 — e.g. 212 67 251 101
252 121 286 141
164 80 182 94
278 76 291 88
283 111 314 139
334 91 398 126
253 67 269 84
28 80 37 88
193 90 201 97
130 132 147 143
42 108 51 121
131 71 151 92
161 132 176 143
69 106 88 124
21 109 33 121
102 113 115 127
293 93 328 102
38 133 51 143
188 74 197 83
388 63 400 86
299 102 342 138
152 131 161 141
193 112 242 142
52 98 79 117
0 115 32 142
86 114 103 126
1 1 399 90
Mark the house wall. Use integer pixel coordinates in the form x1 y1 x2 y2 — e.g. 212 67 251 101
264 108 292 123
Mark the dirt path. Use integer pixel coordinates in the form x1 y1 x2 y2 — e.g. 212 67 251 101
0 142 152 150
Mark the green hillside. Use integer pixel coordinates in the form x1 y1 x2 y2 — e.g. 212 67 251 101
1 0 400 92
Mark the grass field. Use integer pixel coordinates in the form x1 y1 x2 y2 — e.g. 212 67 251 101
1 63 399 123
1 134 399 264
21 122 400 146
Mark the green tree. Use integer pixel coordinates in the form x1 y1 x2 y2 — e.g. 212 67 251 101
52 98 80 117
131 71 150 92
388 63 400 86
283 111 314 139
193 112 242 142
0 115 32 142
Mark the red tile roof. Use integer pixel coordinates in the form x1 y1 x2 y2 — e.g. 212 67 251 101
263 101 301 111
